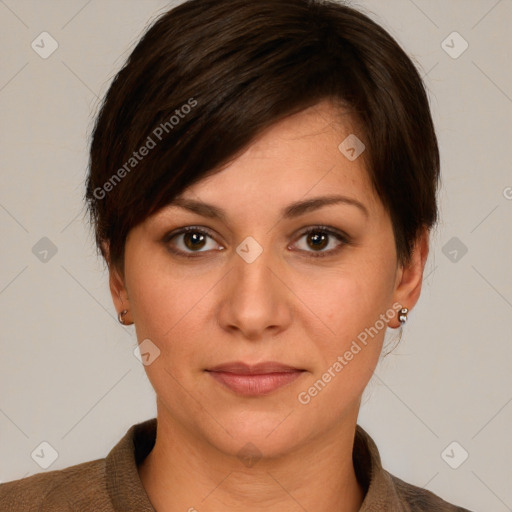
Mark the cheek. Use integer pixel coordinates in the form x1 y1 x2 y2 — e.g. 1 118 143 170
126 243 193 331
298 260 396 350
293 271 393 415
126 254 219 365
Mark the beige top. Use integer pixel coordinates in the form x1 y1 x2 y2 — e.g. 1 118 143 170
0 418 473 511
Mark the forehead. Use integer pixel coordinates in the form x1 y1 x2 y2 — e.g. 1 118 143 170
174 101 381 216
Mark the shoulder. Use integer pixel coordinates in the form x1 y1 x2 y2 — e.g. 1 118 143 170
389 471 474 511
354 424 475 511
0 457 110 511
0 418 156 511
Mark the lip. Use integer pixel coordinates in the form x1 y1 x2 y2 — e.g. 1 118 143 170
207 361 302 374
206 361 305 396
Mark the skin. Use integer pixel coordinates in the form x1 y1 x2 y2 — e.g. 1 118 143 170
107 100 429 512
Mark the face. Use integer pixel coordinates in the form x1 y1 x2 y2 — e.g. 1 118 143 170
110 100 426 458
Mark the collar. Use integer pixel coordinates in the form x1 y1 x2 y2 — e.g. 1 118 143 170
105 418 403 511
105 418 156 511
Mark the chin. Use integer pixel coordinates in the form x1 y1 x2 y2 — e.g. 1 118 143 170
207 407 310 459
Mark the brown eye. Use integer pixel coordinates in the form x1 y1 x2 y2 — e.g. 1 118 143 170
306 231 329 251
183 231 207 251
164 226 222 257
291 226 349 258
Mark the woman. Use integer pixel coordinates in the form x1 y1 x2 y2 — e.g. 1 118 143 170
0 0 475 510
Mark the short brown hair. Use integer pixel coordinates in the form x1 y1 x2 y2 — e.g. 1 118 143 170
85 0 440 272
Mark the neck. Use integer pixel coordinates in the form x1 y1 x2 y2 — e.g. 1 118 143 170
138 407 365 512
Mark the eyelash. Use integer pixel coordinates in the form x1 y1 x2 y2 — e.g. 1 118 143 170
163 225 350 259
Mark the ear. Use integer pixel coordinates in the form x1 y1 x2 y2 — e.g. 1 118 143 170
102 241 132 324
390 228 430 328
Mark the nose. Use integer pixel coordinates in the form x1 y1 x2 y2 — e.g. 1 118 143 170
216 243 293 341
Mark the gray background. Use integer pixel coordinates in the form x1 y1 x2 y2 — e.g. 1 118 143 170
0 1 511 510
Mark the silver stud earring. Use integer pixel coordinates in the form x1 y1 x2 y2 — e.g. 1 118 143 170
398 308 409 324
118 309 129 325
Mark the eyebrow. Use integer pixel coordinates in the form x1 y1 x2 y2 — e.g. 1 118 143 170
165 194 369 220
